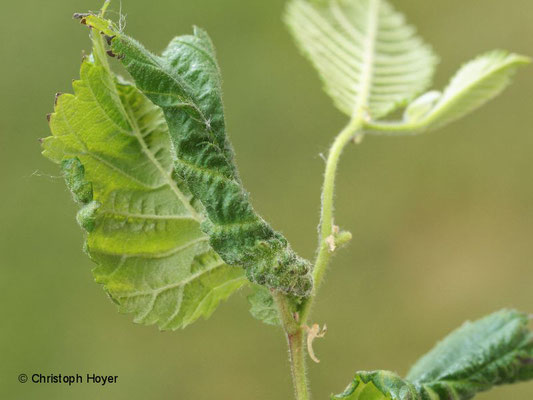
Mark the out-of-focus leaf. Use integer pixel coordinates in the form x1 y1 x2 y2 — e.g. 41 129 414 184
285 0 437 119
366 51 530 134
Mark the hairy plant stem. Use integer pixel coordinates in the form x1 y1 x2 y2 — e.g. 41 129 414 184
273 292 309 400
275 117 363 400
301 117 363 323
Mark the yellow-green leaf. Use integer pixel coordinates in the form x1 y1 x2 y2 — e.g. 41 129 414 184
42 31 247 330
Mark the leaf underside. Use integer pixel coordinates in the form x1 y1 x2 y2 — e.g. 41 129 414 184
286 0 529 136
81 14 313 297
367 50 531 134
42 33 247 330
333 310 533 399
285 0 438 119
402 51 531 132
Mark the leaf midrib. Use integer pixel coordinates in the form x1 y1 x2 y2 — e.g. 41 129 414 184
58 105 163 190
92 236 209 259
120 84 202 220
100 209 197 221
353 0 379 116
328 0 380 117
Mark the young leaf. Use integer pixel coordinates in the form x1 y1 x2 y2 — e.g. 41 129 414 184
409 51 530 131
285 0 438 120
248 286 281 326
80 15 313 297
42 32 247 330
366 51 531 134
332 371 417 400
333 310 533 399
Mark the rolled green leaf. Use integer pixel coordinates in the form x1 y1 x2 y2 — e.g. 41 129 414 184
42 30 247 330
80 14 313 297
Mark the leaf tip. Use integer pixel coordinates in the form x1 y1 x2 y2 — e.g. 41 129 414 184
514 54 533 66
73 12 91 21
54 92 63 106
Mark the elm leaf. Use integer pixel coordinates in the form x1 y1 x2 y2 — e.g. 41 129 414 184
409 51 531 132
366 51 530 134
42 30 247 330
332 371 417 400
333 310 533 399
285 0 437 120
81 14 313 297
407 309 533 399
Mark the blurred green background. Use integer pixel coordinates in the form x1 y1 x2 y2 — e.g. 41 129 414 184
1 0 532 398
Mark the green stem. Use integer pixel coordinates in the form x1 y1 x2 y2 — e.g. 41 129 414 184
273 292 309 400
287 328 308 400
300 117 363 323
274 117 363 400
